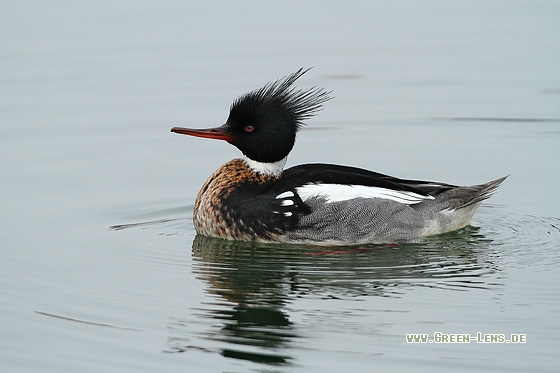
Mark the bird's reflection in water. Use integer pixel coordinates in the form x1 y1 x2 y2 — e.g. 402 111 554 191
167 227 502 365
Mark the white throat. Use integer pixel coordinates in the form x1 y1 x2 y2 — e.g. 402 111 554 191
243 156 287 177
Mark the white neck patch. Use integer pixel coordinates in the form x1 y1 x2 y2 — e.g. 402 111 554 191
243 156 287 177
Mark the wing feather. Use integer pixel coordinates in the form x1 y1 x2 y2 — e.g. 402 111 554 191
296 183 434 205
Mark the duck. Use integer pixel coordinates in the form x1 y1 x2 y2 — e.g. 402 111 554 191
171 68 506 245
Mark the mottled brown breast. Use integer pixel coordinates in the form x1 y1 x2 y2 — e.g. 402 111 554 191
193 158 276 240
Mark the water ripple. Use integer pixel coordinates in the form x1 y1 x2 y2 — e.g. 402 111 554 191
164 205 559 365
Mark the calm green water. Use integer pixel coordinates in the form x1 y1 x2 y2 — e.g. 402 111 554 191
2 2 559 372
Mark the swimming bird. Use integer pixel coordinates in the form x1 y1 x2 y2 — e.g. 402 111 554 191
171 68 506 245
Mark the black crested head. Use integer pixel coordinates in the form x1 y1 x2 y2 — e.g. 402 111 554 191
225 68 332 163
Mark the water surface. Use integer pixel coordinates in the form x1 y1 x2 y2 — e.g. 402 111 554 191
2 2 559 372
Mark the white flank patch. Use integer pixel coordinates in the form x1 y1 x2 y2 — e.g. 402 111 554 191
243 156 287 177
295 183 434 205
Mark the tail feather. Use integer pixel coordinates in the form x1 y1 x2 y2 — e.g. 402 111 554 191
447 176 508 209
416 176 508 237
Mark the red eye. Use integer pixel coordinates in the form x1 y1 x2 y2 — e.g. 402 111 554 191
244 125 254 132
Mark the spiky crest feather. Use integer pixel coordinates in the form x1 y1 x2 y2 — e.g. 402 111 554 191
229 68 332 132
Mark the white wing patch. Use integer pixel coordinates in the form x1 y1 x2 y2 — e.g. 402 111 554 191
276 191 295 199
295 183 434 205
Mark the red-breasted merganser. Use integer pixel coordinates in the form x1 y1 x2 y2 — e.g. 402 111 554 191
172 68 506 245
